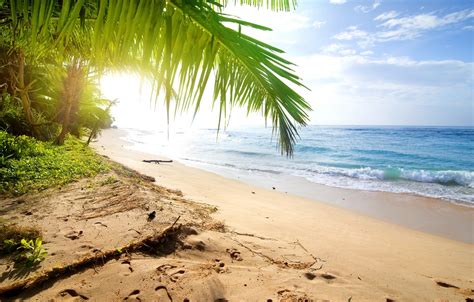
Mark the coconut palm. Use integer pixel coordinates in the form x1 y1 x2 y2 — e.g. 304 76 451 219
0 0 311 155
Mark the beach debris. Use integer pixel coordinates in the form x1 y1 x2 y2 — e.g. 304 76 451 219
147 211 156 222
142 159 173 164
251 191 255 194
272 187 276 190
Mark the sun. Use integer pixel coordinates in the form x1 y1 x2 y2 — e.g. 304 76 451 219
99 72 267 131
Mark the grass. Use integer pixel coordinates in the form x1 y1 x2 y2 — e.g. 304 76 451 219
0 131 110 195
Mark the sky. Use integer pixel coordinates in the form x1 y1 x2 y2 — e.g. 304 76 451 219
102 0 473 129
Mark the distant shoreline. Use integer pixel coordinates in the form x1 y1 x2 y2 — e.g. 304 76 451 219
118 125 473 206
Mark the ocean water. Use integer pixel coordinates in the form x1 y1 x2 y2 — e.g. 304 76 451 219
122 126 474 206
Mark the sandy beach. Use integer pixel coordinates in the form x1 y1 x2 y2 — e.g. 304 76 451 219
0 128 472 301
85 128 474 301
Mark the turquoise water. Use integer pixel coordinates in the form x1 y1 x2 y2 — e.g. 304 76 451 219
123 126 474 205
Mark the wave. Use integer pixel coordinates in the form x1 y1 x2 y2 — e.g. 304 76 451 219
304 166 474 187
223 149 270 157
296 145 332 153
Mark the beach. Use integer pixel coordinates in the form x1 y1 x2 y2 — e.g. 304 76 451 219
89 128 474 300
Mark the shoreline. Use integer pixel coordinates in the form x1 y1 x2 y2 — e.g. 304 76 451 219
105 128 473 243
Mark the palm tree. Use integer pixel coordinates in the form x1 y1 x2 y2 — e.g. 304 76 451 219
0 0 311 155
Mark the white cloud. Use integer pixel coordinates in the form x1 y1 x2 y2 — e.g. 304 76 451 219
360 50 374 56
377 9 474 40
355 0 381 13
333 8 474 48
312 20 326 29
329 0 347 4
374 11 399 21
464 25 474 30
291 54 473 126
321 43 357 56
334 26 369 40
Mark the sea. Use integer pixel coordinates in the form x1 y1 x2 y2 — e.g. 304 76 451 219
121 126 474 207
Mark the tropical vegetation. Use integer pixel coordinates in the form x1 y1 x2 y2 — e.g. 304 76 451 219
0 131 109 195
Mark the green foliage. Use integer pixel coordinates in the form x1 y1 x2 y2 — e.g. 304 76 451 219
0 92 30 136
15 238 48 266
0 131 110 195
2 237 47 267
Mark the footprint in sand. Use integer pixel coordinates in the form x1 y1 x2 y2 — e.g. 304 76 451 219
121 259 133 273
58 289 89 300
156 264 177 274
226 248 243 261
212 259 227 274
321 273 337 280
304 272 316 280
435 280 474 299
168 268 186 282
277 289 312 302
123 289 142 301
155 286 173 301
156 264 186 282
436 280 459 289
65 230 83 240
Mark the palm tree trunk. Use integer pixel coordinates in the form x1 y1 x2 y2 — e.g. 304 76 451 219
56 60 84 145
16 51 40 138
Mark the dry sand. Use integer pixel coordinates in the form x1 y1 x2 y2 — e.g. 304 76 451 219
0 128 472 301
90 129 473 301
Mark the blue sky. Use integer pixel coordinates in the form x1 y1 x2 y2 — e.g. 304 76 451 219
105 0 473 129
225 0 474 126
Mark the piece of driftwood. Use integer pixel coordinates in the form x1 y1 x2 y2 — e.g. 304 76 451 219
142 159 173 164
0 216 181 298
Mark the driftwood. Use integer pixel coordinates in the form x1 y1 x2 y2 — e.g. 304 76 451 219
0 216 181 298
142 159 173 164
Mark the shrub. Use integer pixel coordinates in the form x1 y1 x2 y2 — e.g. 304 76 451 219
0 131 110 195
